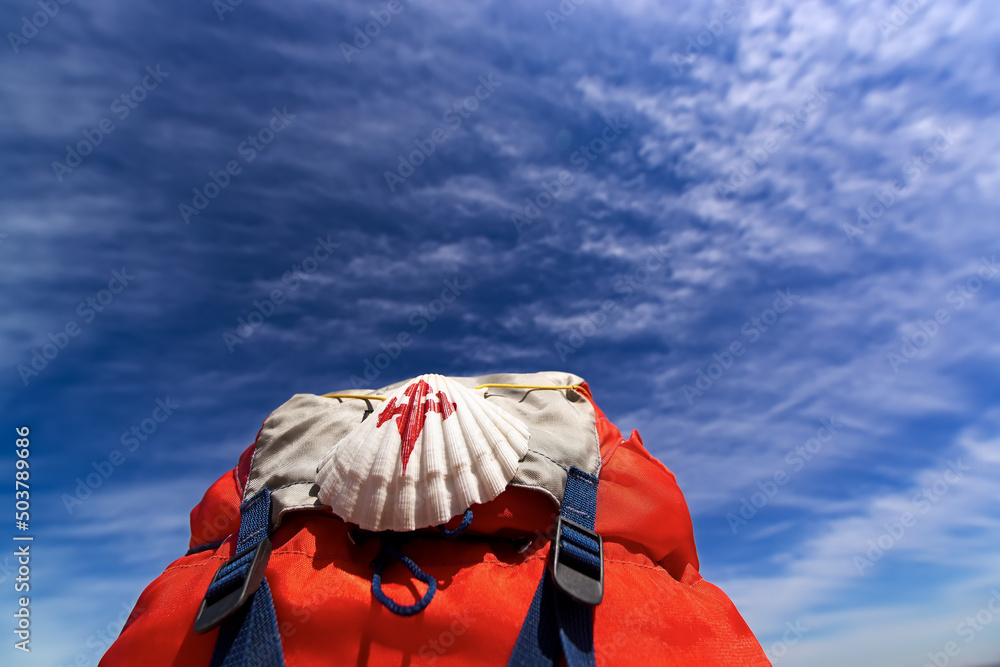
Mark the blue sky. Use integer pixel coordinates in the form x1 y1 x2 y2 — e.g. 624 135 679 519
2 0 999 665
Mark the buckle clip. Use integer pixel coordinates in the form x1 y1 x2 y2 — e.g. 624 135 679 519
193 537 272 634
550 515 604 606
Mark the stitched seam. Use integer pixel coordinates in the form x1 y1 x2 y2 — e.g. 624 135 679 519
241 526 266 544
164 551 670 574
163 556 227 571
510 480 553 492
231 466 244 504
163 549 550 573
527 447 568 470
272 480 318 491
243 440 262 504
605 558 668 571
589 410 602 477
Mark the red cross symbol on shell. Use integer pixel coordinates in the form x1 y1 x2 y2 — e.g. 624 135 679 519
316 374 530 531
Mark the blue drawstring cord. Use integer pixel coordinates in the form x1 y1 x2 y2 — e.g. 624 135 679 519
370 539 438 616
369 509 474 616
439 508 474 537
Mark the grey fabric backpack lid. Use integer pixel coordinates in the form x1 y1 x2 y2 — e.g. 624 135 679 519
244 370 601 528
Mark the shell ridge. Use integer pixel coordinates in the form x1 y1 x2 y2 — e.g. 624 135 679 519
317 373 531 531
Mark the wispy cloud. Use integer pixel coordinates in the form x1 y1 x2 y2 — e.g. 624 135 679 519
2 0 998 664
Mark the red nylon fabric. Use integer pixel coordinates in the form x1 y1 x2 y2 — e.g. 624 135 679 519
102 384 770 666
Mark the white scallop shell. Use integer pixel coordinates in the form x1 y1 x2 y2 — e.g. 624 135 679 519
316 374 530 531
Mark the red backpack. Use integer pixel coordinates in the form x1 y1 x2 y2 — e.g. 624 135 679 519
101 372 770 666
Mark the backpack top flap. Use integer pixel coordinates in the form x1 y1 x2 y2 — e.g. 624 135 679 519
244 370 601 529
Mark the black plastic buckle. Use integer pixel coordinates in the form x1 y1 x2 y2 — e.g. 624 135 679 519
193 537 272 634
549 516 604 606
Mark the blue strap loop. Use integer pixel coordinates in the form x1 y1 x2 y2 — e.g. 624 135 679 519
195 488 285 667
559 524 602 576
370 539 438 616
204 540 270 605
508 466 602 667
195 489 275 634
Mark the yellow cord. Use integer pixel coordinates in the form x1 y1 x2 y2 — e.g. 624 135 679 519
474 383 584 392
322 393 387 401
321 384 584 400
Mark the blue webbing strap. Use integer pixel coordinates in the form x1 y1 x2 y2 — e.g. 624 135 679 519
508 467 601 667
205 488 285 667
210 579 284 667
508 565 562 665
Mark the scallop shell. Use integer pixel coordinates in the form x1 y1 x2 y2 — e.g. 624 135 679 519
316 374 530 531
